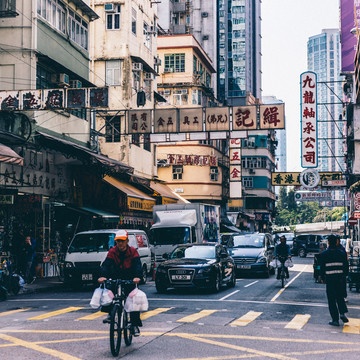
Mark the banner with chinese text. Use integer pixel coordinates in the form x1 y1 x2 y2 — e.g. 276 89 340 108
300 71 317 168
232 106 257 130
128 110 151 133
272 172 342 186
229 138 242 199
154 109 178 133
259 104 285 129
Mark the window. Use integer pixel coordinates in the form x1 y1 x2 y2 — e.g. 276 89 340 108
68 9 88 50
210 167 218 181
133 71 140 91
132 134 140 146
106 5 120 30
164 53 185 72
37 0 66 34
132 7 137 35
143 22 151 49
172 165 183 180
105 116 121 142
106 60 121 86
243 177 253 188
143 134 151 152
144 80 152 100
173 93 188 105
193 55 197 73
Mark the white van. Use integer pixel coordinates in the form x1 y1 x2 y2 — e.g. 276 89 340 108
64 229 151 286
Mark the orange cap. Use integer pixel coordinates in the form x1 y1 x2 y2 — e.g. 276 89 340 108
114 229 128 241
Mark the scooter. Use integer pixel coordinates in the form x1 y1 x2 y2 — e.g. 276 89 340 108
0 259 22 301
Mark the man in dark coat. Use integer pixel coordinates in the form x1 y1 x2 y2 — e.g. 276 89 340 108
320 234 349 326
98 229 143 336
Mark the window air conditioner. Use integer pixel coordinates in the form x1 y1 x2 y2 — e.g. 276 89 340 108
51 73 69 87
70 80 82 88
174 167 183 174
132 63 143 71
148 25 157 34
249 169 255 174
181 89 188 94
104 4 115 12
164 67 174 73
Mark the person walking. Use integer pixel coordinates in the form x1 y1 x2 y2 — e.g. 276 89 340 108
24 235 36 284
319 234 349 326
97 229 142 336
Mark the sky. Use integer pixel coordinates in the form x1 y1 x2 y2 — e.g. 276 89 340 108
261 0 340 172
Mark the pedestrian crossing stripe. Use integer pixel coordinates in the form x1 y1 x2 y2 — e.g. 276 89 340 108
177 309 219 323
343 318 360 334
230 311 262 326
28 307 84 320
141 307 172 320
0 308 31 317
77 311 107 320
285 314 311 330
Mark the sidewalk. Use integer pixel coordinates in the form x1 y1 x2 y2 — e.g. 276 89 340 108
19 277 64 295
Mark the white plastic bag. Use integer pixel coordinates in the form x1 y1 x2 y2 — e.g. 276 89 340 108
270 259 280 269
90 285 103 309
124 287 148 312
101 288 114 306
285 259 294 268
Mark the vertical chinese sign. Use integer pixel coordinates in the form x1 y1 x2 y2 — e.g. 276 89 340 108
229 138 242 200
300 71 317 168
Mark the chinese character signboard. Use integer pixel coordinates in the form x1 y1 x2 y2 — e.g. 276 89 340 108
259 104 285 129
0 91 20 110
300 71 317 168
272 172 342 186
22 90 42 110
229 138 242 199
67 89 86 108
128 110 151 133
165 154 217 166
179 108 203 132
154 109 178 133
232 106 257 130
205 107 230 132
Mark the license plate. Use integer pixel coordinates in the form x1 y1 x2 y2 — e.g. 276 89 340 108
82 273 93 281
237 265 251 269
171 275 191 280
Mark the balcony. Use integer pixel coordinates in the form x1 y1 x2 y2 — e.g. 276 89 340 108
0 0 18 17
173 2 186 13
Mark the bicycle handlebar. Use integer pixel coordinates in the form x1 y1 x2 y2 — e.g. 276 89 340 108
104 279 134 286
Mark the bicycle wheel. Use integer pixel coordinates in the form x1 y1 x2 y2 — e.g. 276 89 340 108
110 304 122 356
281 267 285 288
123 309 133 346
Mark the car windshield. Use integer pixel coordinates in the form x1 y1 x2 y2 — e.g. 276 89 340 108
150 227 190 245
68 233 115 253
170 246 216 259
232 234 265 248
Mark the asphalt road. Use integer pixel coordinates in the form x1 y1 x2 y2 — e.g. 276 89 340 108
1 256 360 360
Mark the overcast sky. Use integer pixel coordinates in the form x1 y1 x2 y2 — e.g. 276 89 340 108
261 0 340 171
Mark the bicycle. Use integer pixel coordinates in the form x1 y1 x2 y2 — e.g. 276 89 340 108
276 256 289 288
104 279 134 357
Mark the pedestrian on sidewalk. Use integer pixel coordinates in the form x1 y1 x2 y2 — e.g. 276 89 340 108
24 235 36 284
320 234 349 327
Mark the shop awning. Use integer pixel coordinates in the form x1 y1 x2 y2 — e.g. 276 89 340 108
79 206 119 221
35 131 133 175
103 175 156 212
150 181 178 204
0 143 23 166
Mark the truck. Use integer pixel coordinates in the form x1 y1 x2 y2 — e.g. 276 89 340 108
149 203 220 263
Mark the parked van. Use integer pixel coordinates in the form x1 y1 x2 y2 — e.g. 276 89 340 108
64 229 151 286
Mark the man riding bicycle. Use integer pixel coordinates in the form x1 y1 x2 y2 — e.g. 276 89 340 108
98 229 142 336
275 235 291 280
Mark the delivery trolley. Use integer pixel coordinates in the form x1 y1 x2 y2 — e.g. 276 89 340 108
348 256 360 292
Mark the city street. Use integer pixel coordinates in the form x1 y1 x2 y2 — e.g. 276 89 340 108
1 256 360 360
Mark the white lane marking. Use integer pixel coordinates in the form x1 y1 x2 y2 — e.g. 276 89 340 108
219 290 239 301
271 265 309 302
9 299 86 302
244 281 259 288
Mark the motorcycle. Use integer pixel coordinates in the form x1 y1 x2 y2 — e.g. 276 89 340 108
0 259 23 301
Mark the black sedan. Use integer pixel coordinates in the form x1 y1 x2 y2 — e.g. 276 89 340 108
155 243 236 293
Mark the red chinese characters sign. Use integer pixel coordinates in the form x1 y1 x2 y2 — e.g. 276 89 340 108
232 106 257 130
166 154 217 166
229 138 242 199
300 71 317 168
259 103 285 129
128 110 151 134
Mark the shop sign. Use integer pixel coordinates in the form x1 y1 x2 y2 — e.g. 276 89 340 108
322 179 346 187
166 154 217 166
205 107 230 132
127 197 155 212
295 192 332 202
154 109 178 133
259 104 285 129
162 197 177 205
354 192 360 211
272 172 342 186
179 108 203 132
232 106 257 130
348 219 357 226
128 110 151 133
353 211 360 219
0 194 14 204
300 71 317 168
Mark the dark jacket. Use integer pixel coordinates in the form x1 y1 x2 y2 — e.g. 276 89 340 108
100 245 142 280
274 243 290 258
319 246 349 283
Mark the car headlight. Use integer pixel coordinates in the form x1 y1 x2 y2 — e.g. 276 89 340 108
256 256 266 263
156 267 167 274
64 261 74 268
198 266 212 274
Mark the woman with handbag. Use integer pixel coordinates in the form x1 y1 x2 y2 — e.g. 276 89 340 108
97 229 143 336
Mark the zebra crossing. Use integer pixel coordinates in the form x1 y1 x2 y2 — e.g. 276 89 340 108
1 306 359 333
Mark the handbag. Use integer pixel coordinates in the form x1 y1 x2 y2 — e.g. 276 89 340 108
124 286 148 312
90 285 103 309
100 287 114 306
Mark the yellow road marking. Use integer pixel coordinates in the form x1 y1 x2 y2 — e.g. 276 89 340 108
141 307 172 320
285 314 311 330
169 333 297 360
0 333 82 360
177 310 218 323
230 311 262 327
0 308 31 317
27 307 84 320
76 311 107 320
343 317 360 334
